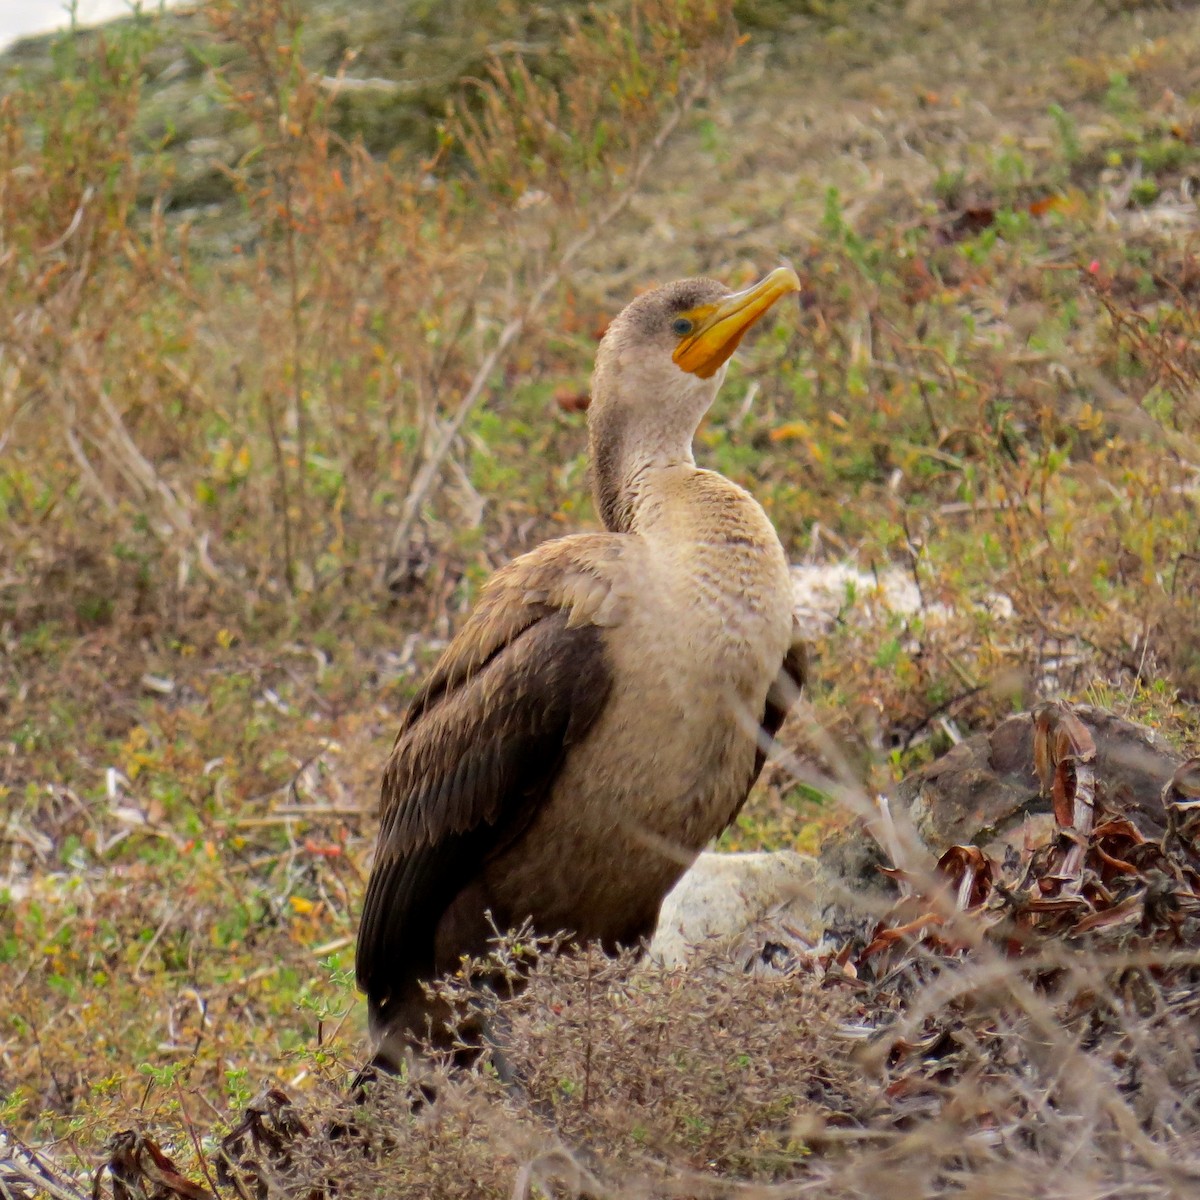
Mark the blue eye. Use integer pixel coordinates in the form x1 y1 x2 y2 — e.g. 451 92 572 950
672 317 694 336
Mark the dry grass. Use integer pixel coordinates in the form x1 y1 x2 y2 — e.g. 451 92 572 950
3 0 1200 1195
0 0 736 622
37 927 1200 1198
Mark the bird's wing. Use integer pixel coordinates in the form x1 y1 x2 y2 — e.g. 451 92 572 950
355 534 627 1007
753 615 808 783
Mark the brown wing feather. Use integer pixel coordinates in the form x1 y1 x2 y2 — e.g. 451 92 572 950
355 537 622 1029
752 625 808 785
397 532 626 732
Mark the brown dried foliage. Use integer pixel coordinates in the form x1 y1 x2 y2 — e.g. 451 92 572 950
0 0 736 625
5 5 1200 1198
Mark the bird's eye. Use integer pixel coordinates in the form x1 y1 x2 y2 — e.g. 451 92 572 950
672 317 694 336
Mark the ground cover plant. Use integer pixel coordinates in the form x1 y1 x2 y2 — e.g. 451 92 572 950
2 0 1200 1195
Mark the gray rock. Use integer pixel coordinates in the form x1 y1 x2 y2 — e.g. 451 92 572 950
649 852 819 968
893 706 1184 857
649 705 1188 968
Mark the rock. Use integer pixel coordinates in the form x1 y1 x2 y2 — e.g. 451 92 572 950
650 705 1189 968
649 851 818 968
893 705 1185 856
649 849 886 968
789 562 1013 636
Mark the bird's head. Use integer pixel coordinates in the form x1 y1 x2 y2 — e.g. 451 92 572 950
590 265 799 430
588 267 800 527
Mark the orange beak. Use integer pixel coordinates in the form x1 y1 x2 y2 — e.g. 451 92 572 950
672 266 800 379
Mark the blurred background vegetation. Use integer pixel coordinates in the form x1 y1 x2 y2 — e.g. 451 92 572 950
1 0 1198 1186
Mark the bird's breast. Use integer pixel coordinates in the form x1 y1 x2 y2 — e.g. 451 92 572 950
557 522 791 828
482 481 795 945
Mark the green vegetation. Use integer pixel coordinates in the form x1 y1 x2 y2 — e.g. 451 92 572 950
1 0 1198 1194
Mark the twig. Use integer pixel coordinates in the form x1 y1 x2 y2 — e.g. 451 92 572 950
379 83 706 590
310 934 354 957
133 868 197 980
0 1127 91 1200
173 1079 221 1200
380 315 524 589
63 421 118 512
269 804 366 818
583 946 594 1113
37 186 93 255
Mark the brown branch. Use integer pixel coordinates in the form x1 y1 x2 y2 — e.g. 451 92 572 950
378 83 706 592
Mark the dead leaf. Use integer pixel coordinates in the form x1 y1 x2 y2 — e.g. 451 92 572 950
553 386 590 413
217 1088 312 1200
98 1131 213 1200
1165 757 1200 841
861 912 943 961
938 206 996 244
1069 892 1144 935
1033 704 1098 884
936 845 995 910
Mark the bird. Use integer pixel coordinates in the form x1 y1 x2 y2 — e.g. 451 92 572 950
355 266 807 1073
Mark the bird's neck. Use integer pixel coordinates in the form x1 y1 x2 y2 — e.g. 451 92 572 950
595 444 771 556
590 408 700 534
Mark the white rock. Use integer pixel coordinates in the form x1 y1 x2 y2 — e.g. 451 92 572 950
790 561 1012 633
791 562 923 633
649 850 819 968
